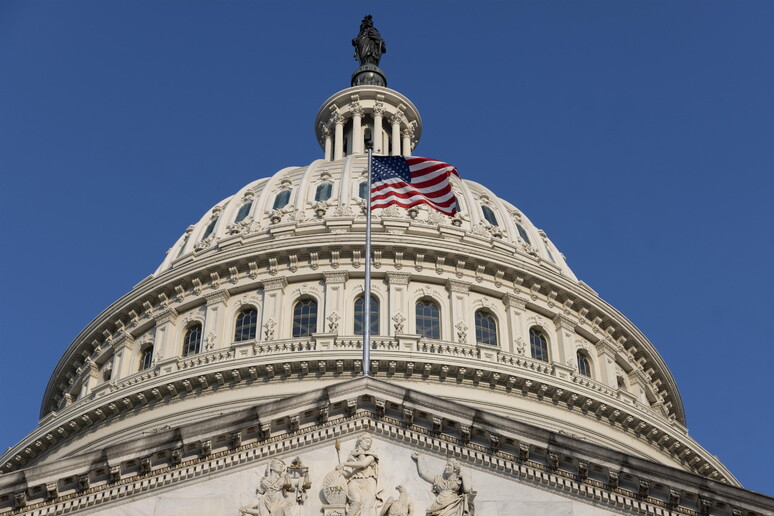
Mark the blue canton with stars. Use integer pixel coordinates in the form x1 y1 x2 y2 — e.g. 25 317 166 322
372 156 411 183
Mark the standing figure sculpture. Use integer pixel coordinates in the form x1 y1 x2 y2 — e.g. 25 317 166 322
352 15 387 66
335 436 381 516
411 454 475 516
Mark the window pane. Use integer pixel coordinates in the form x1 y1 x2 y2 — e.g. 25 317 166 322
202 218 218 239
482 206 498 226
235 309 258 342
529 328 549 362
359 181 368 199
416 300 440 339
475 311 497 346
293 299 318 337
140 347 154 371
234 202 253 223
516 224 531 245
183 324 202 356
273 189 291 210
577 352 591 377
354 296 379 335
315 183 332 202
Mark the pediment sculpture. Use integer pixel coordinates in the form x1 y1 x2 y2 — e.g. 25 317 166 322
240 457 311 516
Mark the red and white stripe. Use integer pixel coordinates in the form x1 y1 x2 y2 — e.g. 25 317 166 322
371 157 459 216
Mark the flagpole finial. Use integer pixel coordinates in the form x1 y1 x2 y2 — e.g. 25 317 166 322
351 15 387 87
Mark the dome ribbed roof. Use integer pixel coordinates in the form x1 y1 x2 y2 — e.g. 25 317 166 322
155 155 576 282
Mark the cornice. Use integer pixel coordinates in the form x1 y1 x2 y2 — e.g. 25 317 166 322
9 343 728 486
40 225 684 428
0 379 767 516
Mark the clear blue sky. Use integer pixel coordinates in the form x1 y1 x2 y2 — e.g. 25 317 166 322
1 1 772 496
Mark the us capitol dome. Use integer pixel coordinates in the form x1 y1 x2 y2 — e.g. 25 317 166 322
1 16 770 516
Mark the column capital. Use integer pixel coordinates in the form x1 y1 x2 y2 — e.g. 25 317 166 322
386 271 411 285
153 307 179 325
446 279 471 294
553 314 577 332
350 102 364 117
323 271 349 284
262 276 288 291
204 289 231 306
331 113 345 126
502 293 528 310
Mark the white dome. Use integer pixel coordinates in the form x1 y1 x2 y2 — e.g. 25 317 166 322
1 86 738 490
155 154 576 282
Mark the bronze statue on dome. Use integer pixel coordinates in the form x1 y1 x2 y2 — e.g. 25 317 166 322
353 15 387 67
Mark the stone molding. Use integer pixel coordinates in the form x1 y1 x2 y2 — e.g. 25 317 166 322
0 379 768 516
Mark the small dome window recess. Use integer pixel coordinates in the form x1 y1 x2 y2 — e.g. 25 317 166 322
202 217 218 240
577 351 592 377
516 223 531 245
315 183 333 202
359 181 369 199
272 189 291 210
140 346 154 371
292 298 318 337
529 327 549 362
544 244 556 263
235 308 258 342
481 205 499 226
475 310 498 346
183 324 203 357
234 201 253 223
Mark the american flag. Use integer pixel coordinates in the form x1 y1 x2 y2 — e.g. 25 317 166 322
370 156 460 216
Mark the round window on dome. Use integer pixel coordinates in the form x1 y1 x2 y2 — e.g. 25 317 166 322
234 202 253 223
315 183 332 202
272 189 291 210
482 205 498 226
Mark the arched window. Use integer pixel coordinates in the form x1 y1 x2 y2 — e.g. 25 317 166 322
354 296 379 335
202 218 218 239
359 181 369 199
272 189 291 210
529 328 549 362
516 224 531 245
475 310 498 346
234 202 253 223
481 205 499 226
235 308 258 342
293 299 318 337
140 346 154 371
577 351 591 377
416 300 440 339
183 324 203 356
315 183 332 202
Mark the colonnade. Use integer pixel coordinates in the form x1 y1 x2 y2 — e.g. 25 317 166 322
322 101 416 160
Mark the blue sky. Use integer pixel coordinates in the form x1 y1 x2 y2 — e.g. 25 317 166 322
1 1 772 496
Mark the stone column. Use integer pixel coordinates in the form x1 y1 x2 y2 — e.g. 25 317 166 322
150 308 182 364
351 103 363 155
260 277 288 340
596 338 620 388
202 290 230 349
390 115 401 156
402 128 412 157
323 126 332 161
386 272 411 336
111 335 137 379
323 271 348 334
373 102 384 154
447 280 472 345
333 114 345 160
502 293 528 355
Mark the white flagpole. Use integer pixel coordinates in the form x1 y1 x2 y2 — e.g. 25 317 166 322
363 147 372 376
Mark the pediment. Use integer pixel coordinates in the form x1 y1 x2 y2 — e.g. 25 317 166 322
0 378 768 516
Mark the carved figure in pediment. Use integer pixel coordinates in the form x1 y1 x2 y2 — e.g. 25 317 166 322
411 454 475 516
239 458 310 516
334 436 382 516
380 485 411 516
